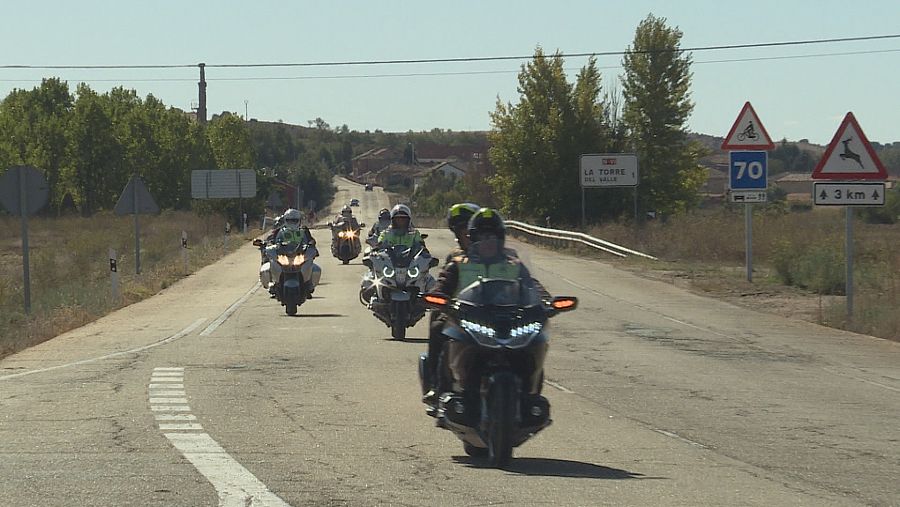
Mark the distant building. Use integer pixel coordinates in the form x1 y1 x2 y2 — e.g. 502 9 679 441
352 148 398 177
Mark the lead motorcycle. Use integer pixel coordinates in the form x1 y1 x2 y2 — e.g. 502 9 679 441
359 242 438 340
419 278 577 467
253 238 321 315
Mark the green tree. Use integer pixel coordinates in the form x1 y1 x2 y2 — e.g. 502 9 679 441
65 84 120 214
489 48 614 223
207 113 255 169
621 14 705 216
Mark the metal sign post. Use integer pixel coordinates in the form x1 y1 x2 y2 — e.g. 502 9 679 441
133 179 141 274
846 208 854 320
114 175 159 275
0 166 50 314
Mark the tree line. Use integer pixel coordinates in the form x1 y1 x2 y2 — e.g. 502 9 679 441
0 80 337 221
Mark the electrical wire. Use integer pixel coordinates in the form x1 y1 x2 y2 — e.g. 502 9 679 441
0 34 898 70
0 47 896 83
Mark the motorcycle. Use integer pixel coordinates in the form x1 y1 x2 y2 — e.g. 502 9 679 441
419 278 577 467
253 238 321 316
330 221 364 264
360 241 438 340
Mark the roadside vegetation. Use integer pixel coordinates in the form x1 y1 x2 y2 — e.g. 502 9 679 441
575 208 900 341
0 212 247 358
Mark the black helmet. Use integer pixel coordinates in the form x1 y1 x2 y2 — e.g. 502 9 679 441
378 208 391 221
467 207 505 245
446 202 480 232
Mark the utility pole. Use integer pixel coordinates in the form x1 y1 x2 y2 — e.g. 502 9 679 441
244 100 248 120
197 63 207 124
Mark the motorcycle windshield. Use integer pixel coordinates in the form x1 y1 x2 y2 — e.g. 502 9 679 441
457 279 541 308
388 245 415 268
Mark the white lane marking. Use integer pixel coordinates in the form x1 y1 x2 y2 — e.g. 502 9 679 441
160 423 204 431
653 429 708 448
150 367 291 507
155 414 197 421
150 397 188 404
150 390 187 396
150 384 184 389
544 379 574 393
154 367 184 371
200 283 260 336
151 405 191 412
0 318 206 381
165 433 291 507
151 371 185 377
149 377 183 382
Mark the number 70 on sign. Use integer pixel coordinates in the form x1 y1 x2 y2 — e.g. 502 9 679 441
729 151 768 190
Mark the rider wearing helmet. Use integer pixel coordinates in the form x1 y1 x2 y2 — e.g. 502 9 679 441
444 202 480 263
376 204 426 251
275 208 314 246
368 208 392 240
422 207 547 405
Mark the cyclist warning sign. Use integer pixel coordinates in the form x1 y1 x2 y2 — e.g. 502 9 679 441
810 112 887 180
721 101 775 151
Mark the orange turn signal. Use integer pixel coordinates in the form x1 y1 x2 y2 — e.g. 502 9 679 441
551 297 577 310
423 294 449 306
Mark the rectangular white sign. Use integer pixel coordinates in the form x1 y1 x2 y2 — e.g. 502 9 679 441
580 154 638 187
813 182 885 206
191 169 257 199
729 190 767 203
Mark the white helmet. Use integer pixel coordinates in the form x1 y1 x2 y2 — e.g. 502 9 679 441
282 208 302 231
390 204 412 231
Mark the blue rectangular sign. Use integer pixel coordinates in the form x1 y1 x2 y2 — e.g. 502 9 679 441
729 151 768 190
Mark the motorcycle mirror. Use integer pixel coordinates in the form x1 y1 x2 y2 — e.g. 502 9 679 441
550 296 578 312
429 257 439 268
422 293 449 308
359 223 366 228
252 239 264 247
420 233 429 240
363 258 373 268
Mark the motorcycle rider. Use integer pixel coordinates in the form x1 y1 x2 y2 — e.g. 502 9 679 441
367 208 392 245
331 205 360 240
422 207 548 405
266 208 319 295
376 204 426 251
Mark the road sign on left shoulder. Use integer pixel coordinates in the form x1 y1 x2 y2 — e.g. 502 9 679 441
729 151 768 190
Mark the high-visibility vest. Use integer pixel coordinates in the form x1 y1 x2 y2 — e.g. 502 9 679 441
455 259 520 296
378 229 422 248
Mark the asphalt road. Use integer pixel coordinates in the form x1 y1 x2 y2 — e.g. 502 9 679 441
1 178 898 506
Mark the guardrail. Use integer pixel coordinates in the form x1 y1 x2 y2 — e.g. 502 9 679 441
505 220 657 260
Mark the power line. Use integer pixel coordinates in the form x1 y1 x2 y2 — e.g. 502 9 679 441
0 34 898 70
1 47 896 83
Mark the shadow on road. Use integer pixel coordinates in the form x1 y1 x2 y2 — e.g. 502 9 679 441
452 456 649 480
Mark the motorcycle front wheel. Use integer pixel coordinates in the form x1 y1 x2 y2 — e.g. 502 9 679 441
391 302 409 340
486 374 516 467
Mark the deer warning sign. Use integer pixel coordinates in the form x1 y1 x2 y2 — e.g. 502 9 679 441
811 112 887 180
721 101 774 151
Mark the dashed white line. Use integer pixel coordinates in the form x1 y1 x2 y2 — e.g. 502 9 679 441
544 379 574 393
150 367 290 506
149 383 184 389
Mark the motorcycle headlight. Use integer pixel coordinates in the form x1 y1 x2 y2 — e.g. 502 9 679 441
292 255 305 266
510 322 542 338
408 266 419 278
461 319 496 340
276 255 290 265
382 266 395 278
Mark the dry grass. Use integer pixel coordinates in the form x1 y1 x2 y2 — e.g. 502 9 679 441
0 211 250 358
512 207 899 341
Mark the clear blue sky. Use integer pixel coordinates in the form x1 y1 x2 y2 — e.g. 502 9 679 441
2 0 898 145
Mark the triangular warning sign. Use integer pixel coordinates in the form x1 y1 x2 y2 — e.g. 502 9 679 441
721 101 775 150
114 175 160 215
810 112 887 180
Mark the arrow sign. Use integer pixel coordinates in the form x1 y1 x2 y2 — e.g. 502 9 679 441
721 102 775 150
811 112 888 180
